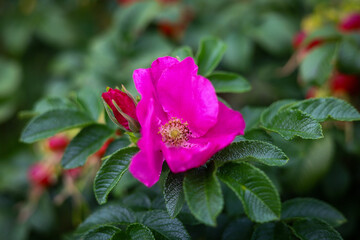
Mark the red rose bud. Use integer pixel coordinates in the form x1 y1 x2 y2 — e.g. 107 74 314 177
28 163 55 188
47 135 69 152
102 87 139 132
292 31 307 49
331 73 360 95
339 13 360 32
95 138 114 158
64 167 82 179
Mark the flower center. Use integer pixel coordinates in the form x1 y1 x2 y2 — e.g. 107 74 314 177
159 117 191 147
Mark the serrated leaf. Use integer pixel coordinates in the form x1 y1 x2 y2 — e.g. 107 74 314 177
61 124 114 169
261 109 323 140
217 162 281 223
94 147 139 204
137 210 190 240
282 198 346 227
104 137 131 157
290 97 360 122
207 71 251 93
183 164 223 226
78 87 102 121
164 172 185 218
196 37 227 76
289 218 343 240
126 223 155 240
75 204 136 236
171 46 193 60
20 109 94 143
251 222 293 240
300 43 337 85
212 140 288 167
84 225 121 240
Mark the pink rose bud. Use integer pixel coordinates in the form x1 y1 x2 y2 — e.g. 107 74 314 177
102 87 139 132
47 135 69 152
339 13 360 32
28 163 56 188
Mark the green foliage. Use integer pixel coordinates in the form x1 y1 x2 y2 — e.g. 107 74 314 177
289 218 343 240
164 172 185 218
336 33 360 75
126 223 155 240
208 71 251 93
213 140 288 167
183 164 223 226
196 37 227 76
20 109 95 143
282 198 346 227
83 225 121 240
171 46 193 60
251 222 293 240
218 163 281 223
94 147 139 204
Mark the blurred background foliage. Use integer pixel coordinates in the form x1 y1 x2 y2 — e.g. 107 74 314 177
1 0 360 239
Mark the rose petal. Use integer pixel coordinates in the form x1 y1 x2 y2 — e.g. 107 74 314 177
129 98 164 187
150 56 179 85
157 57 219 137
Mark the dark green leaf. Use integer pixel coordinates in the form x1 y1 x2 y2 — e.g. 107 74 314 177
222 217 253 240
84 225 121 240
104 137 131 157
164 172 185 218
218 162 281 223
251 222 293 240
208 71 251 93
137 210 190 240
336 34 360 75
196 37 227 76
290 97 360 122
94 147 139 204
282 198 346 227
300 43 337 85
212 140 288 167
20 109 94 143
290 218 343 240
171 46 193 60
126 223 155 240
62 124 114 169
78 87 102 121
240 106 266 132
183 164 223 226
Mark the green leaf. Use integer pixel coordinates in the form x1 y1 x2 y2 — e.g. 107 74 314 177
94 147 139 204
240 106 266 132
61 124 114 169
84 225 121 240
336 34 360 75
0 58 21 98
164 172 185 218
282 198 346 227
183 164 223 226
222 217 253 240
300 43 337 85
20 109 94 143
75 204 136 235
196 37 227 76
78 87 102 121
171 46 193 60
251 222 293 240
289 218 343 240
290 97 360 122
137 210 190 240
217 162 281 223
212 140 288 167
223 33 253 72
207 71 251 93
34 97 77 114
104 137 131 157
126 223 155 240
261 109 323 140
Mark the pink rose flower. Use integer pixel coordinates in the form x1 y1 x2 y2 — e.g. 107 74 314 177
129 56 245 187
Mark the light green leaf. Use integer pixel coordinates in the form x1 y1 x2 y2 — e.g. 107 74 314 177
183 164 223 226
0 58 21 98
137 210 190 240
282 198 346 227
34 97 77 114
164 172 185 218
300 43 337 85
78 87 102 121
94 147 139 204
20 109 94 143
290 97 360 122
126 223 155 240
290 218 343 240
218 162 281 223
196 37 227 76
171 46 193 60
208 71 251 93
212 140 288 167
61 124 114 169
